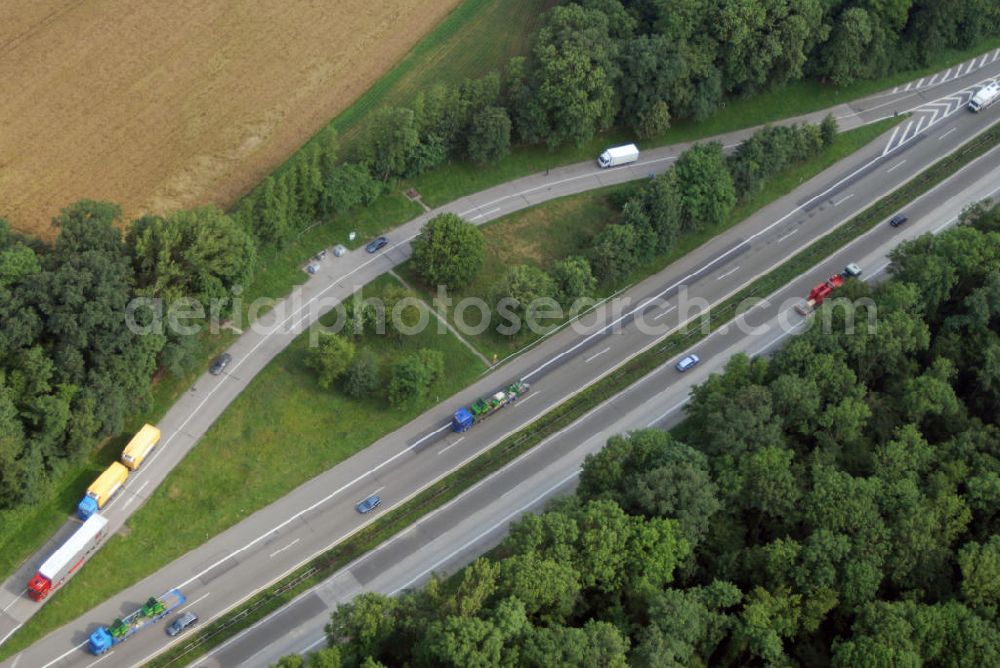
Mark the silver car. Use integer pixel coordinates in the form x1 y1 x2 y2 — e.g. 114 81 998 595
166 611 198 637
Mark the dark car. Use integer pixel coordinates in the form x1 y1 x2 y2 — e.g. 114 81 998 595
365 236 389 253
209 353 232 375
676 353 701 372
356 494 381 514
166 611 198 637
889 213 908 227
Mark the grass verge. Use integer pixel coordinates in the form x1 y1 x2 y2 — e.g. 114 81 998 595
400 117 902 360
0 276 486 659
144 120 1000 668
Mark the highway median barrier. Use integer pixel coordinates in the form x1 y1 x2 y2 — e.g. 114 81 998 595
147 118 1000 667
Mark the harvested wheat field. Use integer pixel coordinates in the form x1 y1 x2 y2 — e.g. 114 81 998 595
0 0 461 237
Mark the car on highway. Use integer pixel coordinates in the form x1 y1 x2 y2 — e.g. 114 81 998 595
676 354 700 372
356 495 381 513
843 263 862 277
166 611 198 637
209 353 232 375
889 213 908 227
365 236 389 253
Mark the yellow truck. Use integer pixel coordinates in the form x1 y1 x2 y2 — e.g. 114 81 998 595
77 463 129 519
120 424 161 470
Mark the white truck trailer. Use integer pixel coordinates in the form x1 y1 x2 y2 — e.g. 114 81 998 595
969 82 1000 112
597 143 639 168
27 513 109 600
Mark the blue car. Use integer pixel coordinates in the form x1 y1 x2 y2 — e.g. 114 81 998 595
365 236 389 253
676 354 700 372
356 495 381 513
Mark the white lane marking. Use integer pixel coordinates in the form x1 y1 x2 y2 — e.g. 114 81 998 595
776 229 798 243
389 468 581 595
716 266 740 281
84 651 113 668
179 592 210 612
883 125 902 154
979 54 988 68
887 159 907 173
942 67 952 81
916 77 924 88
122 479 151 510
522 143 906 383
993 48 1000 63
300 636 327 654
646 400 688 427
584 346 611 363
269 538 301 559
900 120 914 142
470 207 501 221
2 589 26 613
867 262 891 279
928 73 939 86
891 86 899 94
653 305 676 320
0 624 23 647
515 392 540 406
914 115 926 135
833 193 855 207
903 81 912 91
410 423 451 450
40 641 89 668
437 436 465 456
939 127 958 141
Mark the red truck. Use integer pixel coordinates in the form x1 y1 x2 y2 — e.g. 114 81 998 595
795 264 861 315
28 514 109 601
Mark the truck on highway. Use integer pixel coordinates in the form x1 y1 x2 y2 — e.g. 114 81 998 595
77 462 129 520
969 82 1000 112
597 143 639 168
120 423 161 470
794 264 862 315
27 514 109 601
451 381 530 432
88 589 186 654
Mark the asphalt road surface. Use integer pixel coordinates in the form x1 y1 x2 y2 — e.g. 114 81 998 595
2 50 999 667
210 149 1000 668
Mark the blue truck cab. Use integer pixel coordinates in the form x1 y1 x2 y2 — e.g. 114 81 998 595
451 407 475 432
77 495 99 520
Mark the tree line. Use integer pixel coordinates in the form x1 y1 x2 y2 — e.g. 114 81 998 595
0 203 254 508
236 0 1000 250
278 203 1000 666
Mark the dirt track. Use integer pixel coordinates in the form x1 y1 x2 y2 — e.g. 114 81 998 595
0 0 461 237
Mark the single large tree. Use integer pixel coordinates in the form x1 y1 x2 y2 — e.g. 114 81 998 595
411 213 486 290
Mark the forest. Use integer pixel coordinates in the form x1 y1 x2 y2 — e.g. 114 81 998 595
280 202 1000 666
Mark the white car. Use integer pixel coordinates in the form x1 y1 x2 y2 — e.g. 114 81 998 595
676 354 700 372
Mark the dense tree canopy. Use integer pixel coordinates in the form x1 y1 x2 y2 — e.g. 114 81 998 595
285 203 1000 667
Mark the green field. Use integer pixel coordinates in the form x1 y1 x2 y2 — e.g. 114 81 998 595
0 275 486 657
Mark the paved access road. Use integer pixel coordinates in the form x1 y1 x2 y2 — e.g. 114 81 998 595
211 147 1000 668
3 51 999 667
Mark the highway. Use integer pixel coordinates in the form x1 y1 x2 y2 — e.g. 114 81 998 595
210 148 1000 668
2 49 999 667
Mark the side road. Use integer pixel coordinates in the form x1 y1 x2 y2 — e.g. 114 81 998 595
1 52 998 658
